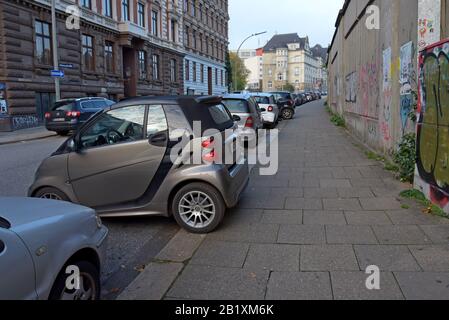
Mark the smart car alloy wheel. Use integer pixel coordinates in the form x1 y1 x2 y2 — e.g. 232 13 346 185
178 191 216 229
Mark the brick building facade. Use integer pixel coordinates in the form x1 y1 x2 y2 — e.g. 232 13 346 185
0 0 187 131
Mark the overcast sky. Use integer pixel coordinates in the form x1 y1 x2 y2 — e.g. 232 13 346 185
228 0 345 50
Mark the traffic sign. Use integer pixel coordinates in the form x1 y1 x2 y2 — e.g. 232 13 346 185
51 70 65 78
59 63 74 69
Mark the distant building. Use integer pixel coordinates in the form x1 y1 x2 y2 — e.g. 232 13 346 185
261 33 327 92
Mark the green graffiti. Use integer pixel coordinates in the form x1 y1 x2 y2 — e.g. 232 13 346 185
419 52 449 190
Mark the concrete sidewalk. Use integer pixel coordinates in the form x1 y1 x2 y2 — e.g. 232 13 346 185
118 100 449 300
0 126 56 145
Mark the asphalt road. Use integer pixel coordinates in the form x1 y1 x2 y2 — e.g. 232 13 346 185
0 136 179 299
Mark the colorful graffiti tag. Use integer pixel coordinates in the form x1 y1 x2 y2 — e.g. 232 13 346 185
381 47 392 144
400 41 414 134
416 39 449 213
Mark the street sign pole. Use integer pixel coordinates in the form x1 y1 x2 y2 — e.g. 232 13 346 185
51 0 61 101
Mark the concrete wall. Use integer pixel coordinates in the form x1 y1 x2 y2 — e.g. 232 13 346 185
328 0 419 154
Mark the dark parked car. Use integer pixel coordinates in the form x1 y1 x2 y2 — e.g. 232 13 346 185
31 96 249 234
45 97 115 136
269 92 296 120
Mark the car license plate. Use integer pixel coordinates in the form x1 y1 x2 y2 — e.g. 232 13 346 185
53 118 65 122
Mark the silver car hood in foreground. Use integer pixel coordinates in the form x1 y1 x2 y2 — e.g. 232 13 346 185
0 197 95 233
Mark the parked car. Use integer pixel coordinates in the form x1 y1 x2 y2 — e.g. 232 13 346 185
248 93 280 129
45 97 115 136
30 96 249 234
222 93 264 146
0 197 108 300
269 92 296 120
294 93 306 106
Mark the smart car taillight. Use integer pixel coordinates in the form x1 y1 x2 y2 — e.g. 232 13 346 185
268 106 274 112
44 112 51 119
245 116 254 128
201 136 215 149
202 149 216 162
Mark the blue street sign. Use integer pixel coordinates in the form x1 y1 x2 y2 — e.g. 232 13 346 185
51 70 64 78
59 63 74 69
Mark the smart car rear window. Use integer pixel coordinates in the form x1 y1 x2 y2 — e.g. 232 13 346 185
0 217 11 229
222 99 249 113
254 96 270 104
208 104 233 125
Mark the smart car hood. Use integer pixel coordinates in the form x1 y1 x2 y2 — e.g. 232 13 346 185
0 197 94 232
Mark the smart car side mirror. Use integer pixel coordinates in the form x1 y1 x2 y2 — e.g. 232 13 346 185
232 115 241 122
260 108 266 112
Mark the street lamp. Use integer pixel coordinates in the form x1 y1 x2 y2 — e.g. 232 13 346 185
233 31 267 92
51 0 61 101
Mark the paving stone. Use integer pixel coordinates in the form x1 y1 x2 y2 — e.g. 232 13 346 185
304 188 339 199
117 262 184 300
387 210 449 225
337 187 374 199
266 272 333 300
359 198 403 211
190 240 250 268
345 211 392 225
223 209 263 227
156 229 206 263
278 225 326 244
303 212 347 225
394 272 449 300
323 199 362 211
285 198 323 210
420 225 449 244
167 266 269 300
207 223 279 244
373 226 432 245
300 245 359 271
409 245 449 272
354 245 421 271
326 226 378 244
244 244 300 272
304 210 344 216
320 179 352 188
261 212 303 225
350 178 386 188
371 186 401 198
238 195 286 210
270 187 304 197
288 178 320 188
331 272 404 300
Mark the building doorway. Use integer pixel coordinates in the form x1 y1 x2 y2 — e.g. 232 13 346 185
208 67 213 95
35 92 55 123
123 47 137 97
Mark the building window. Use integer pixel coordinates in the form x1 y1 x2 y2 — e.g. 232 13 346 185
192 30 197 50
137 2 145 27
268 81 273 89
200 64 204 83
185 26 190 47
81 0 91 9
277 73 283 81
82 34 94 71
103 0 112 17
122 0 130 21
193 62 197 82
138 50 147 79
170 59 177 82
171 20 177 42
151 10 159 36
152 54 159 80
35 20 52 65
191 0 196 16
215 69 218 85
105 41 114 73
185 60 190 81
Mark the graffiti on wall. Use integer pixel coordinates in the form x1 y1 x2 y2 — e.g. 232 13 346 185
345 72 357 103
400 41 414 134
416 41 449 212
0 83 7 115
417 0 441 51
359 55 380 118
12 115 39 130
381 47 392 143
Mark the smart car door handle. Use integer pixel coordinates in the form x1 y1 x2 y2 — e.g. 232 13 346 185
149 132 168 147
0 240 5 254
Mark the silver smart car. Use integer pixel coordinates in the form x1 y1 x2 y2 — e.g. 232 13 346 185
0 197 108 300
29 96 249 234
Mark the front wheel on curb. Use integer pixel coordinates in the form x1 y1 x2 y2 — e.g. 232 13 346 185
282 108 294 120
34 187 70 202
49 261 101 300
172 183 226 234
